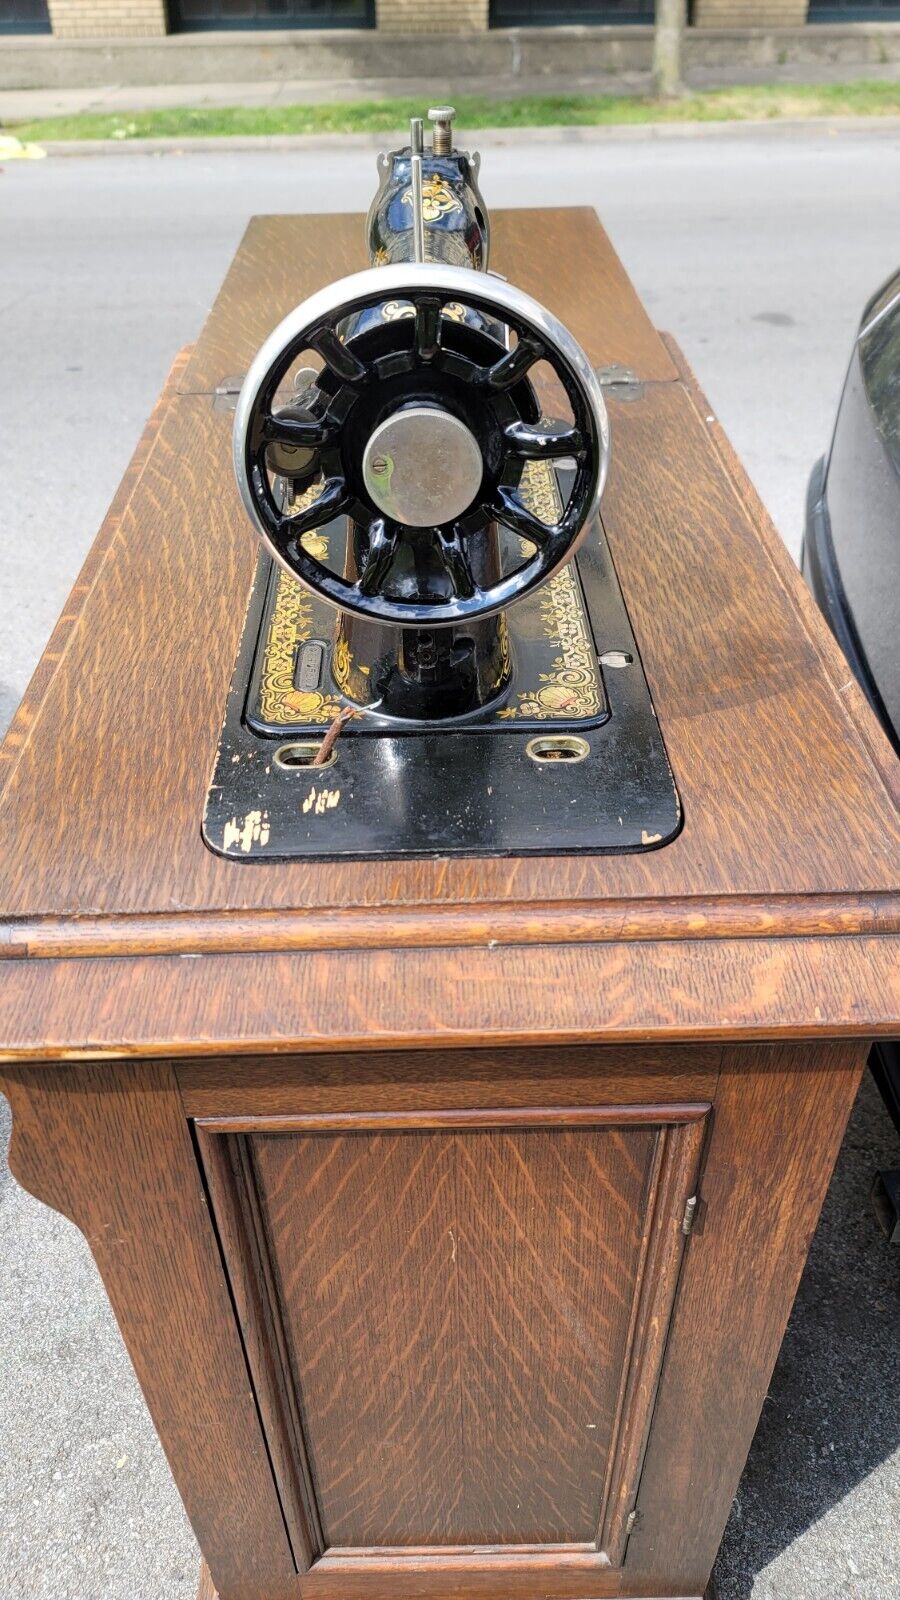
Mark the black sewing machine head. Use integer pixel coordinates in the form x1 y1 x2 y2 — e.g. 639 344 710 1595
204 108 680 861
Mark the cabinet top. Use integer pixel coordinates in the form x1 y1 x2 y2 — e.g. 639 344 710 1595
1 208 898 1060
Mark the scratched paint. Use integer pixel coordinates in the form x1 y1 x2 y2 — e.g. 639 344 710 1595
223 809 271 852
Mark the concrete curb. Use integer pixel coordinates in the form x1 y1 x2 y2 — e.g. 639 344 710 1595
3 21 900 92
28 115 900 158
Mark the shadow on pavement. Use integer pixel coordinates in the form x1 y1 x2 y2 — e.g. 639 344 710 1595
713 1068 900 1599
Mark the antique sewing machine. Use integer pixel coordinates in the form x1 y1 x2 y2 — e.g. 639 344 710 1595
204 108 679 860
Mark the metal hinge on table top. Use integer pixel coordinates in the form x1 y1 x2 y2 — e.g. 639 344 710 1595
213 376 245 413
594 363 645 402
215 364 319 413
219 366 644 412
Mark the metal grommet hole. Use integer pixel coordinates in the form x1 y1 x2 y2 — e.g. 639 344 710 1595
600 650 633 669
526 736 590 765
274 741 337 770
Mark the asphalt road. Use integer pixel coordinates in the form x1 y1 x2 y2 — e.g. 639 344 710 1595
1 125 899 1600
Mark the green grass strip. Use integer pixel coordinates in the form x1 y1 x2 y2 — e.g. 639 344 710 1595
7 80 900 144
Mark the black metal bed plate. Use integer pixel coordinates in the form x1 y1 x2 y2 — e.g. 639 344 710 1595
203 519 680 864
245 548 608 738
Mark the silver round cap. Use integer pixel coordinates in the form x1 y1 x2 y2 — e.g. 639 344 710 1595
362 405 484 527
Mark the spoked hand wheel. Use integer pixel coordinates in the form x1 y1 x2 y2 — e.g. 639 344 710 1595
233 262 610 627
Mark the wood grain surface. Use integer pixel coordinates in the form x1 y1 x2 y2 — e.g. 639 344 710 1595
178 210 678 397
197 1103 710 1134
238 1111 703 1550
0 935 897 1063
194 1553 706 1600
303 1561 701 1600
193 1559 706 1600
661 332 900 808
2 377 897 927
598 1116 704 1565
197 1562 217 1600
4 890 899 962
198 1128 325 1575
176 1046 721 1120
0 209 896 1058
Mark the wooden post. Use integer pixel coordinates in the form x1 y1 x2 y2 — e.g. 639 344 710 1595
653 0 687 99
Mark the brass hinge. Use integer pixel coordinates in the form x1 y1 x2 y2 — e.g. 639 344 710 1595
623 1507 639 1554
681 1194 699 1236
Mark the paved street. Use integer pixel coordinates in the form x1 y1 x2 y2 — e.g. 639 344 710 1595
1 124 899 1600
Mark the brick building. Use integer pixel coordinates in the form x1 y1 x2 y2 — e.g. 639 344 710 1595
2 1 899 40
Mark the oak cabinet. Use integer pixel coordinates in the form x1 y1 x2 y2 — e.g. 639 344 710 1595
1 208 896 1600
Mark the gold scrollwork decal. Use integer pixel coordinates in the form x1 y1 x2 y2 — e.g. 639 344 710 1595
257 462 601 726
496 461 601 721
401 174 464 222
381 299 467 324
258 491 344 724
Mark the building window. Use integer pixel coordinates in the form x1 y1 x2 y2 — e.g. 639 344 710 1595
490 0 653 22
0 0 50 32
170 0 373 28
808 0 900 13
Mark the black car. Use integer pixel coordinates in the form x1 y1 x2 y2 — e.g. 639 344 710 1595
802 267 900 1219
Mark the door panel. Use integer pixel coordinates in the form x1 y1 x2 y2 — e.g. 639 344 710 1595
199 1106 707 1572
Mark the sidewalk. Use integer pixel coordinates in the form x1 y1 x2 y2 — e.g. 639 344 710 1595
2 57 898 125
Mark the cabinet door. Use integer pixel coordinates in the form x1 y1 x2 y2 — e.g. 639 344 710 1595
199 1105 707 1592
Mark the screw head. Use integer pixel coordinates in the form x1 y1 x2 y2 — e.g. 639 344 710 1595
371 455 390 475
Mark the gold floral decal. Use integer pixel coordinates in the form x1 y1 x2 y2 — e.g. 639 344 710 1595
401 174 464 223
331 632 352 695
381 300 416 321
381 298 467 323
494 612 512 691
258 487 344 724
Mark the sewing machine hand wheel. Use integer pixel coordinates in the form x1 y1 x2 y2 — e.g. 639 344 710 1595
234 263 610 627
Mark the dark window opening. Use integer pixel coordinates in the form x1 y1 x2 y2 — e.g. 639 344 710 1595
169 0 373 30
0 0 50 33
808 0 900 15
490 0 653 23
